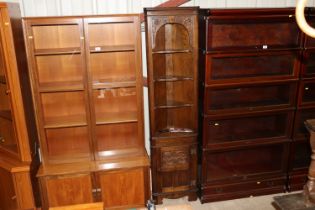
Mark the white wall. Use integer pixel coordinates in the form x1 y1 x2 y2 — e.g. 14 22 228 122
17 0 315 17
13 0 314 155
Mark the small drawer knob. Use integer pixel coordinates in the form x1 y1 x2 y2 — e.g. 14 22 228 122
257 181 261 184
214 122 220 126
305 87 309 90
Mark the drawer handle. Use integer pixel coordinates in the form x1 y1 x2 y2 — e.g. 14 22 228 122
0 136 5 143
92 188 101 193
305 87 309 90
11 195 16 200
5 90 10 95
214 122 220 126
257 181 261 185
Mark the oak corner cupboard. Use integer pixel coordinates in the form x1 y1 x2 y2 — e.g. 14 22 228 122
24 14 150 210
0 2 39 210
144 7 199 204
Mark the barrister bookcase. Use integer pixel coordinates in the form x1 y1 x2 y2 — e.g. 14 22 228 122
24 15 150 209
0 2 39 210
199 8 302 203
287 7 315 191
144 7 199 203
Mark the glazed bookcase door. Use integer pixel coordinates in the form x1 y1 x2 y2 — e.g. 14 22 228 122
84 15 144 160
0 41 18 156
24 18 92 164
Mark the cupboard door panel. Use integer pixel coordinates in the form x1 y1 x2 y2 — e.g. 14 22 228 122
203 143 288 183
98 168 146 208
43 173 93 207
152 144 197 194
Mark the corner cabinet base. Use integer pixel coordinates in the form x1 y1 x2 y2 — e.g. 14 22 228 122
153 189 198 204
38 155 150 210
0 157 36 210
200 176 287 203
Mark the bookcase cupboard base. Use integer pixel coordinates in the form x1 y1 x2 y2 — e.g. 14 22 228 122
38 157 150 210
0 157 36 210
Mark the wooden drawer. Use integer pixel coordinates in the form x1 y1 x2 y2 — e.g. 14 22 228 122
201 176 286 202
202 177 285 195
205 82 297 114
206 10 300 51
40 173 94 208
205 52 299 84
0 168 17 210
298 80 315 107
202 143 289 183
151 144 197 194
293 108 315 139
203 111 293 149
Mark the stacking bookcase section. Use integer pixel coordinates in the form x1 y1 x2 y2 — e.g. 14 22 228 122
24 15 149 210
145 7 199 203
0 3 39 210
199 8 302 203
288 8 315 191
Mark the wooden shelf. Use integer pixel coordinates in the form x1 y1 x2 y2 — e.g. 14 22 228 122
0 110 12 121
154 76 193 82
155 100 193 109
90 45 135 53
93 80 136 89
152 49 191 54
44 115 87 129
35 47 81 56
0 75 6 84
96 111 138 125
39 81 84 92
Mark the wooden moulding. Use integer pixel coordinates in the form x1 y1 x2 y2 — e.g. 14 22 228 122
49 202 103 210
37 149 150 177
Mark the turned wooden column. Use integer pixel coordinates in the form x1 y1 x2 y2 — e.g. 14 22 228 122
304 119 315 206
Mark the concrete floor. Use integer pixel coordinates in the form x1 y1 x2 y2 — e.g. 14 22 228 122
157 192 302 210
